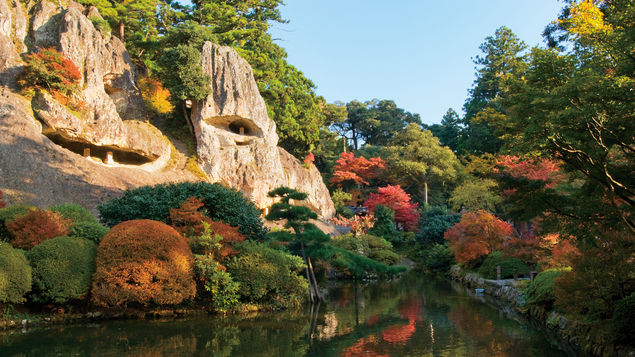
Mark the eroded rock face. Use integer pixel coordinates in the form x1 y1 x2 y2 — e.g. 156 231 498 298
192 42 335 218
1 0 168 163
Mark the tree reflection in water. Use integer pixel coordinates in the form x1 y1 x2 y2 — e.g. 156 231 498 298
1 273 576 357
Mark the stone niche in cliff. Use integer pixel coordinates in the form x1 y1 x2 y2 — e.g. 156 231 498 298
191 42 335 218
9 1 170 168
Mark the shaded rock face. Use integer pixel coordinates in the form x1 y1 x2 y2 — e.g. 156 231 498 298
192 42 335 218
0 0 168 162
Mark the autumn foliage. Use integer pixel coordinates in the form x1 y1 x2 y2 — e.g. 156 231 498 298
170 197 245 260
91 220 196 307
495 155 564 189
328 214 375 236
364 185 419 231
138 76 174 116
330 152 386 186
6 208 71 250
444 210 513 266
0 190 6 209
17 48 84 110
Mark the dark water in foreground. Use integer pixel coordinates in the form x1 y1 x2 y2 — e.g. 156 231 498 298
0 273 580 357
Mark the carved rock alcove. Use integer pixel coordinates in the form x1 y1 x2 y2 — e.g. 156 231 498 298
204 115 263 146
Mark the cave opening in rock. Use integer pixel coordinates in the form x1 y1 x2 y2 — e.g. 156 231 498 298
45 133 154 165
228 119 255 135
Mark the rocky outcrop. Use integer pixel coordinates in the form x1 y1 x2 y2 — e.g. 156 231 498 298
1 0 168 164
192 42 335 218
0 1 334 220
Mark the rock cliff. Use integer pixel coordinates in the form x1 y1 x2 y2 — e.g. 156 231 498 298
192 42 335 218
0 0 334 219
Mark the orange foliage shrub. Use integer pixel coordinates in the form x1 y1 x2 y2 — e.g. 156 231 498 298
91 220 196 307
170 197 245 260
17 48 84 110
444 210 513 266
6 208 71 250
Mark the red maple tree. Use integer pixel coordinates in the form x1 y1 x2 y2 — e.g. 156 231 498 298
495 155 564 189
444 210 513 265
364 185 419 231
330 152 386 186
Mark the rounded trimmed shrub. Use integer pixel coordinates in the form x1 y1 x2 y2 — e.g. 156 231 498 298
48 203 98 225
91 220 196 307
98 182 267 240
0 242 32 303
27 236 97 303
226 241 308 307
70 222 110 243
367 250 400 265
525 268 570 310
478 251 530 279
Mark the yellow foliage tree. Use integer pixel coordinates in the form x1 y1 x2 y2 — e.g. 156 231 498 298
138 77 173 117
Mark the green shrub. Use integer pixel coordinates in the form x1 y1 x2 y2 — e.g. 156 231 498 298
525 268 570 310
98 182 267 240
48 204 109 243
611 292 635 345
226 241 308 307
478 251 530 279
190 223 240 313
91 220 196 307
420 243 455 273
368 204 399 242
367 250 400 265
89 15 111 36
71 222 110 243
49 203 98 225
0 243 32 303
27 236 97 304
416 206 461 246
0 204 34 242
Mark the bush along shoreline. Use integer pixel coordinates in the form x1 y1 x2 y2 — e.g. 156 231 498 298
445 265 635 357
0 183 406 332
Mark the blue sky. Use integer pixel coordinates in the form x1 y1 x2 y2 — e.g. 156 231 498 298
268 0 565 126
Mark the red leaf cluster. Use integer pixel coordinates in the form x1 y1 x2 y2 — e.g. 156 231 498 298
444 210 513 265
91 219 196 307
0 190 6 209
303 152 315 166
6 208 71 250
364 185 419 231
495 155 564 189
17 47 83 110
330 152 386 186
170 197 245 259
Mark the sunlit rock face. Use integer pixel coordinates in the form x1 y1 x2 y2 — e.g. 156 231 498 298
1 0 169 164
192 42 335 218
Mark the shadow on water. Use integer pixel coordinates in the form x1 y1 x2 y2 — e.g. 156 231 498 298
0 272 587 357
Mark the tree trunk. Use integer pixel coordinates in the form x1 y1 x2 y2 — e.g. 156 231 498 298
300 242 315 303
424 181 428 207
119 19 124 42
182 102 194 135
308 257 320 302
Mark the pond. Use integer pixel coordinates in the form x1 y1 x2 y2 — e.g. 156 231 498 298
0 272 583 357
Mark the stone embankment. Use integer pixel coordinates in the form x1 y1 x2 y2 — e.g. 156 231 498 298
448 266 635 357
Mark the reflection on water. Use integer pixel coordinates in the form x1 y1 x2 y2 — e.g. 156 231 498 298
0 272 581 357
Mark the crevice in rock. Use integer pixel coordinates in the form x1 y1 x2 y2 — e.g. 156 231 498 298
45 132 153 165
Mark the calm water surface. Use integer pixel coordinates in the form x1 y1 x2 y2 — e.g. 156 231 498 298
0 273 581 356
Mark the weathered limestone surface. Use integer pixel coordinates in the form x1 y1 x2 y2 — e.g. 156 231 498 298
192 42 335 218
0 0 168 160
